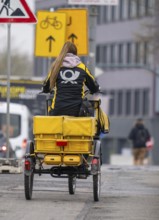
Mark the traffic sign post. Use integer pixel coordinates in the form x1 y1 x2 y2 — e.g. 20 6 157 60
35 11 66 57
0 0 37 160
58 9 88 56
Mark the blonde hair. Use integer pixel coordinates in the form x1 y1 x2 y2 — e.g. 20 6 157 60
49 41 78 90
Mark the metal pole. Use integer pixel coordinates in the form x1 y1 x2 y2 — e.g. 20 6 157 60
88 6 97 76
6 23 11 159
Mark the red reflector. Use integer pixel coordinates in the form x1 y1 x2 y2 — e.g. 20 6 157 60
25 160 31 171
56 141 67 147
92 158 98 165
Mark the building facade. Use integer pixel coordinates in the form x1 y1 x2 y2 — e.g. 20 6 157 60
34 0 159 164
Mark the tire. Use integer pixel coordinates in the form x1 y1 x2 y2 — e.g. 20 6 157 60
24 172 34 200
93 172 101 202
68 175 76 195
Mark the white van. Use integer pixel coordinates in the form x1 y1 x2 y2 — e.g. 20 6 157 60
0 102 32 158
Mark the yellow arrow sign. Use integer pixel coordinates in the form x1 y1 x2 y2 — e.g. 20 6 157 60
35 11 66 57
58 9 88 56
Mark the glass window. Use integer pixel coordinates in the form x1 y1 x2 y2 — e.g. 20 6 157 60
117 91 123 115
134 90 140 115
118 44 124 64
97 7 101 24
135 42 140 64
128 0 131 19
103 45 107 64
126 90 131 115
119 0 124 20
110 44 115 64
127 43 131 64
136 0 140 17
145 0 149 16
143 89 149 115
103 6 108 23
111 6 116 22
0 113 21 138
109 91 115 115
143 42 148 65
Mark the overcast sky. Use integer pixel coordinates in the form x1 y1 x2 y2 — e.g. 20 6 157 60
0 0 35 57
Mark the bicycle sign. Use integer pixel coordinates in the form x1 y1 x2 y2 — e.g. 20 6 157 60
40 16 62 30
35 11 66 57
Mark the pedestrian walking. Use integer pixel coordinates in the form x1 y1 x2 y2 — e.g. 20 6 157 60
128 118 151 165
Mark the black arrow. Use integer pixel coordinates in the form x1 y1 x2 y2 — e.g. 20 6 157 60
68 33 78 44
46 36 55 52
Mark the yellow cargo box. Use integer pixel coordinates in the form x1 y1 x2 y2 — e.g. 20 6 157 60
34 137 62 153
64 140 92 153
44 155 62 165
63 117 96 137
63 155 81 166
33 116 63 134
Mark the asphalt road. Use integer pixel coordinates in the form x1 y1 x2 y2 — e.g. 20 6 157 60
0 165 159 220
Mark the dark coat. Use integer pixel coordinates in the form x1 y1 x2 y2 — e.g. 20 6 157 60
128 124 150 148
43 63 99 116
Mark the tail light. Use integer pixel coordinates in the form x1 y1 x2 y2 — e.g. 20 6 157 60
25 160 31 171
56 140 67 147
22 139 27 148
2 145 7 152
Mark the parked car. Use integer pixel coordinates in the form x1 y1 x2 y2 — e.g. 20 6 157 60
0 131 15 158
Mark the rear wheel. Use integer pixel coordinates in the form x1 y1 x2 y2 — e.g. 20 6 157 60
92 158 101 202
24 172 34 200
93 172 101 201
68 175 76 195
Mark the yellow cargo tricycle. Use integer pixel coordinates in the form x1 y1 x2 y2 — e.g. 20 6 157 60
24 97 109 202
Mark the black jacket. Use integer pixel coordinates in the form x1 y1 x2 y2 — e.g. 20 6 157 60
128 124 150 148
43 63 99 116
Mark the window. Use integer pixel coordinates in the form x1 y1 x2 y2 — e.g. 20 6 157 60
103 45 107 64
136 0 140 17
103 6 108 23
109 91 115 115
135 42 140 64
127 43 131 64
126 90 131 115
119 0 124 20
110 44 115 64
97 7 101 24
117 91 123 115
134 90 140 115
143 42 148 65
118 44 124 64
111 6 116 21
143 89 149 115
128 0 131 19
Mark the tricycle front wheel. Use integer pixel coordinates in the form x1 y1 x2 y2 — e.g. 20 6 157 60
68 175 76 195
